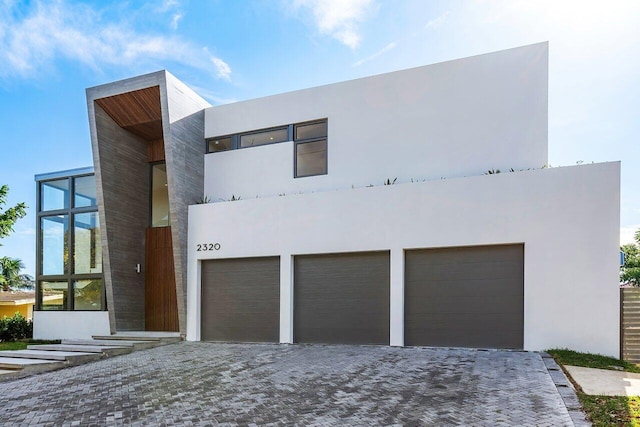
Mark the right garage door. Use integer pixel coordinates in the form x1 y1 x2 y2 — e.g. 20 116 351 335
405 244 524 349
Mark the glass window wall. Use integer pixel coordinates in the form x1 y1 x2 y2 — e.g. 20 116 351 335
36 172 103 311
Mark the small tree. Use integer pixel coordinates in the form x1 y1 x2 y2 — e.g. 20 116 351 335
0 257 26 292
0 185 27 245
621 229 640 286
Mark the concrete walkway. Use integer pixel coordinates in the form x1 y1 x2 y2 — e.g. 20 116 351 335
0 332 181 381
565 365 640 396
0 343 587 426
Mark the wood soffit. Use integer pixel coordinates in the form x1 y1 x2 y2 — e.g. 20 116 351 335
95 86 163 141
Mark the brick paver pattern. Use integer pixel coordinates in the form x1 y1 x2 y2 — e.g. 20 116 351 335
0 342 575 426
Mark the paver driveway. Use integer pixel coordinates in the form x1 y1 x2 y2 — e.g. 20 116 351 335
1 342 577 426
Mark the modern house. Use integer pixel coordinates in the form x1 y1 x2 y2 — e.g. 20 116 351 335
33 42 621 357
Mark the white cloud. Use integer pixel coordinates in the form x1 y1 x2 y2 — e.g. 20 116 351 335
292 0 374 48
0 1 230 80
210 56 231 81
171 13 183 30
157 0 180 13
424 11 449 30
621 225 640 245
352 41 396 67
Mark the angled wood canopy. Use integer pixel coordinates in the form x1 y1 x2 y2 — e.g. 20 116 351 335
95 86 163 141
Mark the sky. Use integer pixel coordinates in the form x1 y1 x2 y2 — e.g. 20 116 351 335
0 0 639 277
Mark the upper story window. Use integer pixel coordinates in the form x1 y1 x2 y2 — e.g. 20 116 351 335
206 119 328 178
240 127 288 148
294 120 327 178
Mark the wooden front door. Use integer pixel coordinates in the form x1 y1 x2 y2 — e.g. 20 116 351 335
145 226 179 331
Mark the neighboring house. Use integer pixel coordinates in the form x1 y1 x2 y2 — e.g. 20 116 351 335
0 291 61 320
33 42 621 357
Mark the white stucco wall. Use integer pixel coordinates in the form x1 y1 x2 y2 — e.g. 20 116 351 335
187 162 620 357
204 43 548 202
33 311 111 340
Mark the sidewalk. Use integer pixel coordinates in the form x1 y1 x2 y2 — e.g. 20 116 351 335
565 365 640 396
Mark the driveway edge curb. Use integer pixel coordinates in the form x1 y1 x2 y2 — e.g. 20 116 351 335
540 351 591 426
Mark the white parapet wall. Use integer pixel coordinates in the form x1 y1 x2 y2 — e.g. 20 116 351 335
204 43 549 202
187 162 620 357
33 311 111 340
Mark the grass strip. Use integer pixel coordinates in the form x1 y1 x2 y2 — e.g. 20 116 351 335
547 349 640 374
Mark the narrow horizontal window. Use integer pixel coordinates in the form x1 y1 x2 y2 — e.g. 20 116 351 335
296 139 327 177
208 136 233 152
239 127 288 148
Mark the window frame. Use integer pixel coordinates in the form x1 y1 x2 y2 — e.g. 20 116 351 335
36 173 105 311
294 119 328 178
205 118 328 178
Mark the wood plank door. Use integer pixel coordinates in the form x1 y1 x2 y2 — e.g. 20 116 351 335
145 226 179 331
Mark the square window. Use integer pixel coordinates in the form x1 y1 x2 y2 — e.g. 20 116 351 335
74 279 103 310
40 281 68 311
295 121 327 141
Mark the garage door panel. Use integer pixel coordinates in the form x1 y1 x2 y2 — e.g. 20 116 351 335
407 261 523 282
405 244 524 349
406 279 523 298
294 251 390 345
205 326 280 343
201 257 280 342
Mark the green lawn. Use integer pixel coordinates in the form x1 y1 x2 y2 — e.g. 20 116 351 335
547 349 640 374
0 341 28 351
0 339 60 351
547 349 640 426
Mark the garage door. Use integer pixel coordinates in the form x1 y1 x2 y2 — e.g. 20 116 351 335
405 245 523 349
201 257 280 342
294 251 390 345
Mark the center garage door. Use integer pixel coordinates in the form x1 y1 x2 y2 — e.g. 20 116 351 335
201 257 280 342
294 251 390 345
405 244 524 349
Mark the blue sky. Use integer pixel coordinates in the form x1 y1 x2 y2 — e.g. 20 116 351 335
0 0 639 277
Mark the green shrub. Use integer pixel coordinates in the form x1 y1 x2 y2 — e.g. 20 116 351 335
0 312 33 342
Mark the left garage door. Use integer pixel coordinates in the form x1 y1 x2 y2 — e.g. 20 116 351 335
201 257 280 342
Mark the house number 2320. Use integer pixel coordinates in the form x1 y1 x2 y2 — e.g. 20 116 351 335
196 243 221 251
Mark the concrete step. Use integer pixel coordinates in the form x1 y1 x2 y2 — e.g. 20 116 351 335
0 357 65 372
0 350 101 365
93 332 181 343
28 344 132 357
62 339 158 351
